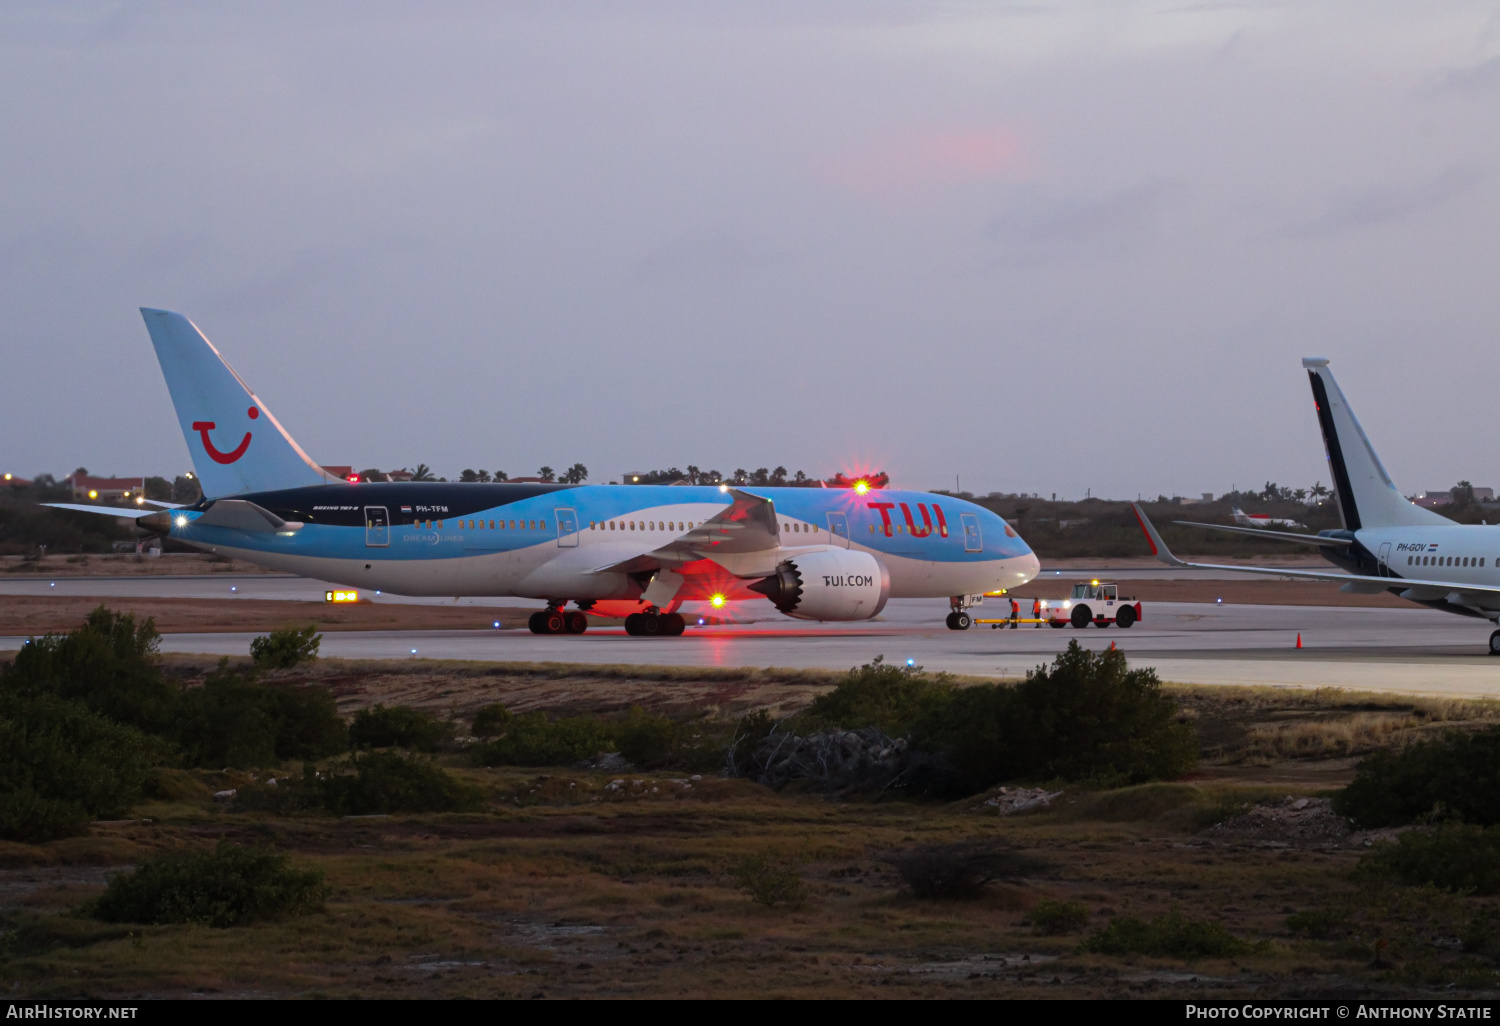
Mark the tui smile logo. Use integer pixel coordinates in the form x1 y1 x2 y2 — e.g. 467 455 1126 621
192 406 258 464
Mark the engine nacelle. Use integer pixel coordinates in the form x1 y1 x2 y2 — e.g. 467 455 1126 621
747 548 890 621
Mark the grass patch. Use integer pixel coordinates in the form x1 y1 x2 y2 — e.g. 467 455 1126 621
1028 899 1090 935
1083 911 1253 958
731 854 808 909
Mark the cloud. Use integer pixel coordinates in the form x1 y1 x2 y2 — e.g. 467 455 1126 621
632 227 778 287
985 181 1182 261
1424 56 1500 97
819 127 1025 198
1281 167 1486 239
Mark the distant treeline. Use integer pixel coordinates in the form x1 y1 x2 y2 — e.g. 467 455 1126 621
948 494 1341 560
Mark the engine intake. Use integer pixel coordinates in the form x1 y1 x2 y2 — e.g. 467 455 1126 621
747 549 890 621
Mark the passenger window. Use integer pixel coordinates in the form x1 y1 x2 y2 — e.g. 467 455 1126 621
437 520 444 529
489 520 495 529
425 520 432 529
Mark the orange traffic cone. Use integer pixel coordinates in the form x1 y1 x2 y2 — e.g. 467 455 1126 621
1110 641 1116 651
1296 633 1302 649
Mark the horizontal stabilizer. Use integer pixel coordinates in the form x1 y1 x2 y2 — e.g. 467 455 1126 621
43 503 161 520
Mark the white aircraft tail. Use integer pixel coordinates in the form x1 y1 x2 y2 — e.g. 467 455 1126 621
141 309 338 498
1302 358 1448 531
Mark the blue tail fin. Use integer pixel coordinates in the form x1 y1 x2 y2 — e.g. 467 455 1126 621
141 308 336 497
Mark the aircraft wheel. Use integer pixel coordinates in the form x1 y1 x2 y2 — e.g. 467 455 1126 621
624 613 642 636
661 612 686 636
564 611 588 634
543 610 566 634
1116 605 1137 629
528 611 547 634
955 612 971 630
637 612 663 636
1489 629 1500 656
1070 604 1092 629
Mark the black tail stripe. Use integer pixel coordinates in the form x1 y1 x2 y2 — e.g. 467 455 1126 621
1307 371 1361 531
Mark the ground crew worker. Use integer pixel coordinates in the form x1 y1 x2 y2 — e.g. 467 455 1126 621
1009 597 1019 628
1032 597 1042 627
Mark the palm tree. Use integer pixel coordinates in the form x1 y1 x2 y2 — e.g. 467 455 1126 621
411 463 436 482
538 466 556 482
560 463 588 484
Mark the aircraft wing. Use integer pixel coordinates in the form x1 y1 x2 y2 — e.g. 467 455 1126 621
592 488 781 577
1172 520 1353 548
1135 503 1500 604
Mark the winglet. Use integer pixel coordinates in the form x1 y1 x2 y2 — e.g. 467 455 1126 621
1131 503 1187 567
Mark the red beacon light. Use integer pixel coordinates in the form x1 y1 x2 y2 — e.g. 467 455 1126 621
346 474 361 483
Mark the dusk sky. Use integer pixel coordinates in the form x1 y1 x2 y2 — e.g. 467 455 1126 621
4 2 1499 500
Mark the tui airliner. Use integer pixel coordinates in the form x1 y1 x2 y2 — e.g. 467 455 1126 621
1134 358 1500 655
50 310 1039 636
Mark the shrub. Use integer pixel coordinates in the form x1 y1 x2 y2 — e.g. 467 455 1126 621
731 854 808 909
320 750 483 815
0 692 161 842
914 641 1197 791
803 656 954 736
3 607 178 734
1083 911 1252 958
1358 824 1500 894
171 660 346 768
90 840 328 927
1334 727 1500 828
615 707 680 767
471 711 614 767
349 704 452 752
885 842 1045 900
471 703 511 737
249 624 321 670
1029 899 1090 935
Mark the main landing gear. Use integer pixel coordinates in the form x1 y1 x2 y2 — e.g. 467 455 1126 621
528 607 588 635
528 604 688 636
625 610 686 636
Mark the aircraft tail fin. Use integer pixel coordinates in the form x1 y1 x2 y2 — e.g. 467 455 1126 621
1301 358 1448 530
140 309 337 498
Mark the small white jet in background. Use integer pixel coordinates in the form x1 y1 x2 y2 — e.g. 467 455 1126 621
1231 506 1306 529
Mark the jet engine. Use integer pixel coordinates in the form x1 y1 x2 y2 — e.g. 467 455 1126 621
747 549 890 621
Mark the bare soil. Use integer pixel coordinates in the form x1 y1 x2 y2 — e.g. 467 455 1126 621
0 596 545 636
1 553 279 576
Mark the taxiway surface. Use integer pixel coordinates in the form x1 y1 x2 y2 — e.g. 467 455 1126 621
2 574 1498 696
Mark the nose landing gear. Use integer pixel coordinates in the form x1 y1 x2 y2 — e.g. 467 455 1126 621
1488 629 1500 656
